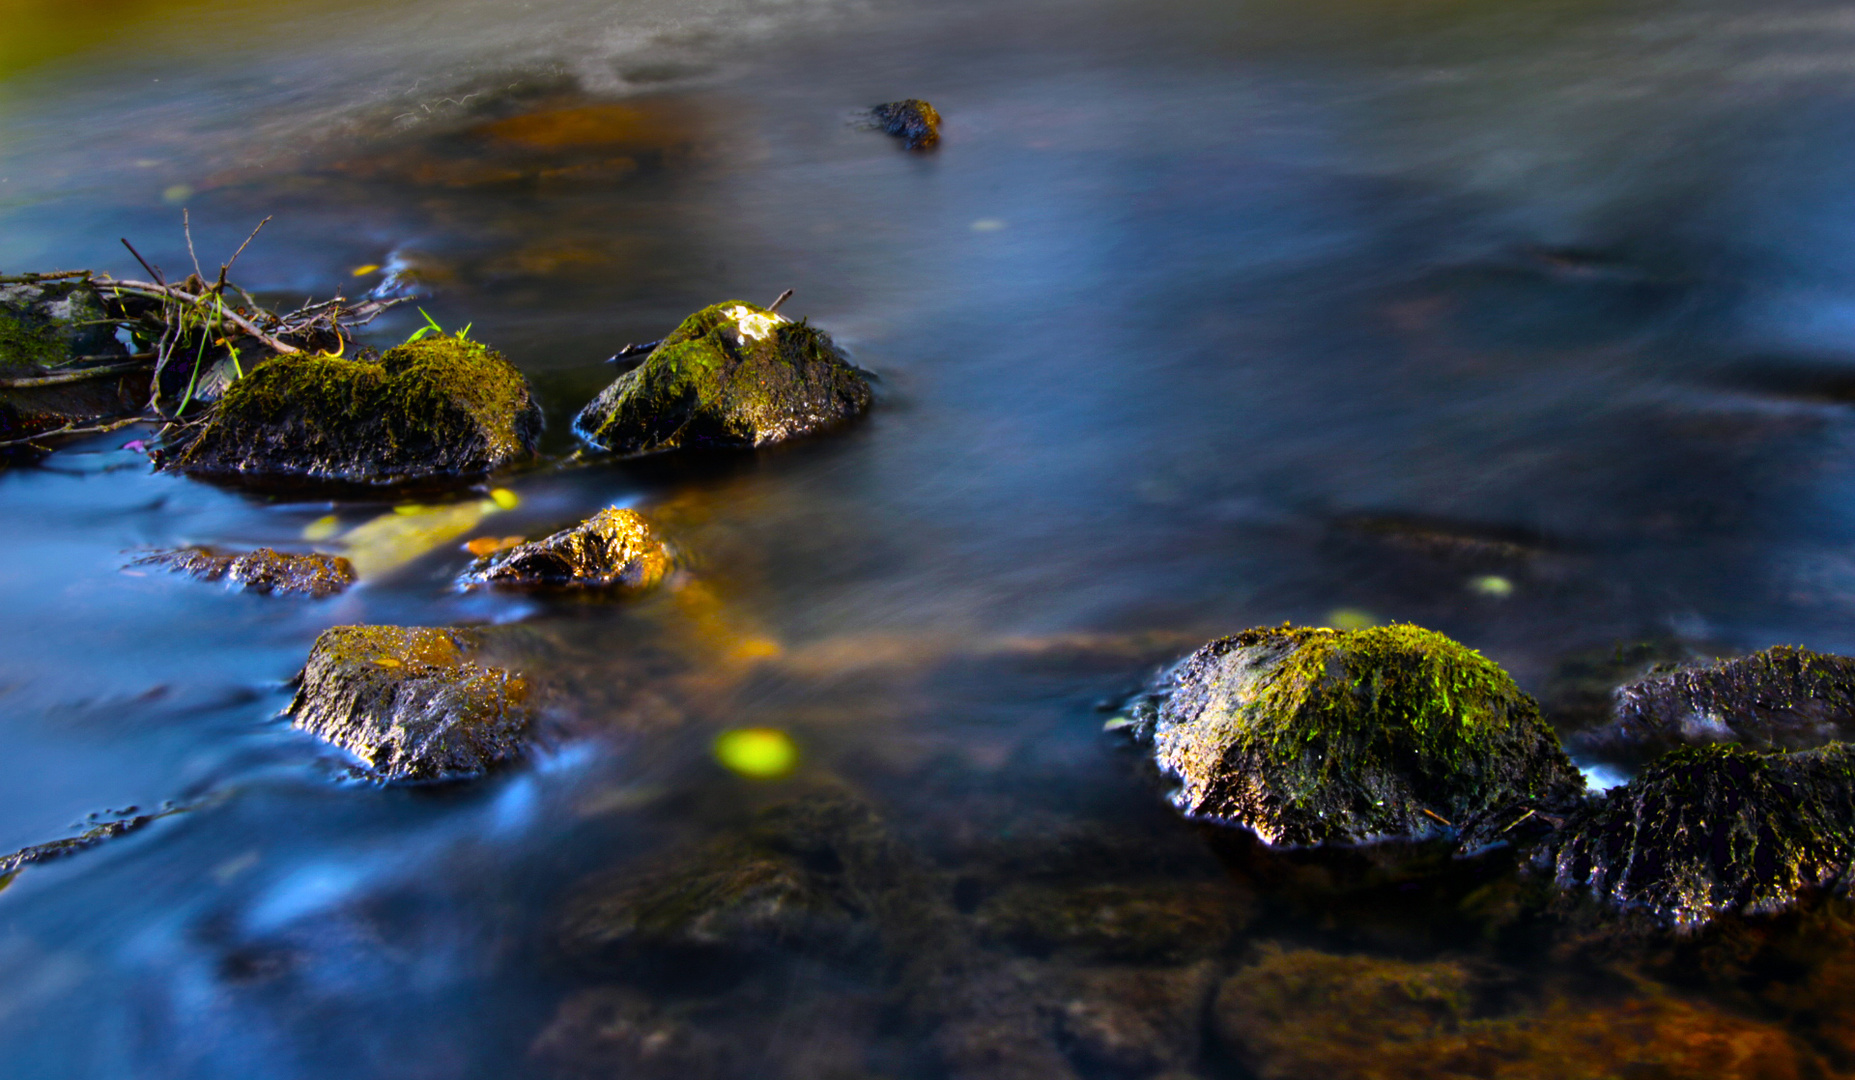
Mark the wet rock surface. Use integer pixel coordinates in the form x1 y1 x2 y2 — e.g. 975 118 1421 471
165 334 542 489
458 506 670 591
0 278 126 369
1577 645 1855 762
134 546 356 598
1542 742 1855 928
286 625 533 782
572 301 871 455
871 98 942 149
1143 624 1585 847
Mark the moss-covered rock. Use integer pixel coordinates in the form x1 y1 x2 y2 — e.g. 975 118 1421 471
0 280 125 371
165 334 541 488
872 99 942 150
1213 945 1810 1080
458 506 670 591
1147 624 1584 847
571 301 871 455
134 546 356 598
287 625 533 782
1579 645 1855 761
1541 743 1855 928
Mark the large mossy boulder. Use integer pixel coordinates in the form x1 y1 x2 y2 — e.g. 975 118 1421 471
287 625 533 782
572 301 871 455
166 334 541 488
1148 624 1585 847
1577 645 1855 762
457 506 670 591
1542 742 1855 928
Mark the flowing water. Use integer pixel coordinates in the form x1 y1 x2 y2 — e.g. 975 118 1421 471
7 0 1855 1075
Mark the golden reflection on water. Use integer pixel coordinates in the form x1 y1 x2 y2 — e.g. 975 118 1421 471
0 0 369 82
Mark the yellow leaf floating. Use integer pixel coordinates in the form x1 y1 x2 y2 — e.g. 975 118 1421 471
714 728 798 778
351 264 380 276
338 498 499 578
302 514 340 542
490 488 520 510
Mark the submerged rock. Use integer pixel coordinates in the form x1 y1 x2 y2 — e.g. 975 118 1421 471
1542 742 1855 928
458 506 670 591
1054 962 1218 1078
1146 624 1584 847
871 99 942 150
134 546 356 598
1581 645 1855 760
531 988 722 1080
1213 945 1807 1080
0 806 181 882
974 880 1241 963
287 625 532 782
572 301 871 455
165 334 542 488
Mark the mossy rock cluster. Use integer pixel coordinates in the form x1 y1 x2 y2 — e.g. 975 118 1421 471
287 625 533 782
134 546 356 598
458 506 670 591
572 301 871 455
1543 743 1855 928
1148 624 1585 847
166 334 541 488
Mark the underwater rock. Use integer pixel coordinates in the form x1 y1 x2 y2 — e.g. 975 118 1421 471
572 301 871 455
458 506 670 591
1579 645 1855 760
0 806 181 881
872 99 942 149
1054 962 1217 1078
1213 945 1807 1080
287 625 532 782
165 334 542 488
974 881 1242 963
1145 624 1584 847
0 278 126 369
1542 742 1855 928
559 791 910 965
531 988 722 1080
134 546 356 598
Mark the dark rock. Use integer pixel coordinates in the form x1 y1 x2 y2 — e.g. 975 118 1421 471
286 625 533 782
133 546 356 598
572 301 871 455
1054 962 1217 1078
1212 944 1809 1079
459 506 670 591
531 988 722 1080
1540 742 1855 928
974 881 1243 963
165 334 542 489
1578 645 1855 761
1146 624 1585 847
1535 637 1711 740
0 806 181 882
872 99 942 150
0 279 126 369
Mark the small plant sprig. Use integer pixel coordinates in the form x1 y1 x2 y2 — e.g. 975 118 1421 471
406 308 471 344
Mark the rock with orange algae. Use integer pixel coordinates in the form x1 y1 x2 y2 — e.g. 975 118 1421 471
458 506 670 591
1213 945 1812 1080
134 546 356 598
287 625 533 782
871 99 942 149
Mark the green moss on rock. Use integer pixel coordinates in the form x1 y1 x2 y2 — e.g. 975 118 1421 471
167 334 541 487
1543 742 1855 928
1150 624 1585 847
572 301 871 455
1583 645 1855 761
458 506 671 590
287 625 533 782
0 281 124 371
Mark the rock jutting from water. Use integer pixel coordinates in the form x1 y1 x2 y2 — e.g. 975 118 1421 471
287 625 533 782
458 506 670 591
1576 645 1855 761
1542 742 1855 928
0 275 150 447
1142 623 1586 847
572 300 871 456
871 99 942 150
133 546 356 598
163 333 542 488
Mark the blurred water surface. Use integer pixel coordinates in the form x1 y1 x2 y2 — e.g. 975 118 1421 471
7 0 1855 1075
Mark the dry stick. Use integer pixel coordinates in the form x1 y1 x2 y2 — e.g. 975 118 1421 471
0 270 93 284
110 279 297 355
768 288 794 313
120 239 164 286
0 415 146 450
182 209 205 285
220 215 270 281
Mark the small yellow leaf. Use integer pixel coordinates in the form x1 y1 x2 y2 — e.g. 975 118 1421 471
714 728 798 778
489 488 519 510
303 514 341 541
351 264 381 276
